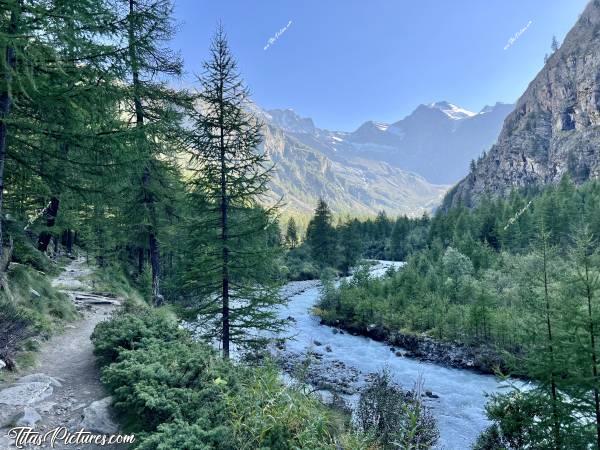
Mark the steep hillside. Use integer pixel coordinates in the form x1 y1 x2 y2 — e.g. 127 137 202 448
446 0 600 207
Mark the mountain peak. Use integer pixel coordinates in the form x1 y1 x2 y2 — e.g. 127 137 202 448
478 102 512 115
361 120 390 132
265 108 315 134
427 101 476 120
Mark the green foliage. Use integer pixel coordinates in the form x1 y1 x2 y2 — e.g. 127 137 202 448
0 247 77 369
313 178 600 449
134 420 233 450
179 27 285 357
282 244 320 281
356 370 438 449
478 389 590 450
10 230 57 275
0 296 35 369
306 198 339 269
93 309 373 449
91 307 186 366
285 217 299 249
101 338 234 432
290 200 431 281
6 265 75 333
226 365 349 449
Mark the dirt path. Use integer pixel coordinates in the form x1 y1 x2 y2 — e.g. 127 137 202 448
0 258 130 449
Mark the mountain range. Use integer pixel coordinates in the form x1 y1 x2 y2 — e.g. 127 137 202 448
256 101 512 216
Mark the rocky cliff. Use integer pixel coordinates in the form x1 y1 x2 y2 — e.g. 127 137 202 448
446 0 600 208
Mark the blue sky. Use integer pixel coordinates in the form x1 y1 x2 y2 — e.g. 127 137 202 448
170 0 589 131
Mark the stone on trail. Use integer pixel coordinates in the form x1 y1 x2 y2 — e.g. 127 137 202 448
0 432 15 449
0 382 53 406
0 405 21 428
80 397 118 434
15 407 42 427
17 373 63 387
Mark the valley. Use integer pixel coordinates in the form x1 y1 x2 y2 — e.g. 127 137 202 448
1 1 599 449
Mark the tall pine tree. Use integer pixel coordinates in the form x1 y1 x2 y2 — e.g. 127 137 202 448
185 27 284 358
306 198 337 269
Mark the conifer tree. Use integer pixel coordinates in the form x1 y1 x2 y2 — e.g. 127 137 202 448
338 221 362 275
285 217 299 249
519 224 569 449
118 0 188 305
0 0 19 257
185 27 284 358
568 226 600 448
0 0 124 256
306 198 337 269
390 217 409 260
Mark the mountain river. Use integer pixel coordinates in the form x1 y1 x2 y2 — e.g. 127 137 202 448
273 261 521 450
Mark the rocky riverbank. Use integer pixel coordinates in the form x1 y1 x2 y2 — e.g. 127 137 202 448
319 318 511 376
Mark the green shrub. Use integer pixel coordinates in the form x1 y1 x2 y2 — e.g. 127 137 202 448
283 245 320 281
10 227 57 275
135 420 235 450
93 309 376 449
356 370 438 449
478 389 592 450
0 297 36 369
101 338 235 432
91 308 187 366
226 365 344 449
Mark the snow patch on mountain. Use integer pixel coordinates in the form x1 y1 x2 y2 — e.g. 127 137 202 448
428 101 477 120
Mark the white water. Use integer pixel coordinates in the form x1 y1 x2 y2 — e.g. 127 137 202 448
275 261 514 450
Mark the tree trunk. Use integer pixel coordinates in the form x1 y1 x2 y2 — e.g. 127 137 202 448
128 0 161 306
219 78 229 359
0 5 18 260
149 232 161 305
66 229 73 255
138 247 144 274
584 262 600 449
37 197 60 252
542 236 561 450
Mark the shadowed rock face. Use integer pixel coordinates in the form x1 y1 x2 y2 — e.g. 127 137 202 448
446 0 600 208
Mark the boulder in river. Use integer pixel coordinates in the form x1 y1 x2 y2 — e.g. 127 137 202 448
425 390 440 399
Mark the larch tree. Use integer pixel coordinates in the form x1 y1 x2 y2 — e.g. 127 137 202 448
568 226 600 448
518 224 572 449
185 27 284 359
0 0 19 258
0 0 123 256
117 0 189 305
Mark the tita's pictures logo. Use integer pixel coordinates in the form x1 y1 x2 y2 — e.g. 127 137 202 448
5 427 136 448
